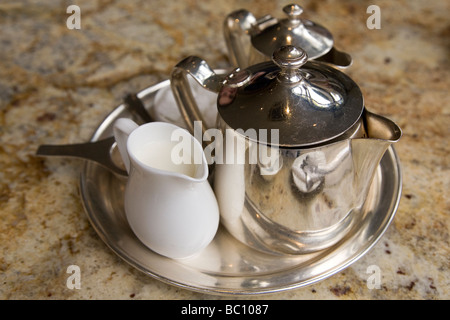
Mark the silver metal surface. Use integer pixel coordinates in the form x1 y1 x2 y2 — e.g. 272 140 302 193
224 3 352 69
80 79 402 295
213 109 400 255
171 51 401 255
172 46 364 147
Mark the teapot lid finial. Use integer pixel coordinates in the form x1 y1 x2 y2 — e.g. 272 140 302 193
251 3 334 61
283 4 303 23
272 45 308 83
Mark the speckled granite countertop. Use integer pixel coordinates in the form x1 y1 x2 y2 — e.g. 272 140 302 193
0 0 448 300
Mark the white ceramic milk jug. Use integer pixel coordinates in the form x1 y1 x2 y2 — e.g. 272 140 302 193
113 118 219 259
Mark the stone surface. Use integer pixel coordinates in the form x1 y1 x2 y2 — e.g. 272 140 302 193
0 0 448 300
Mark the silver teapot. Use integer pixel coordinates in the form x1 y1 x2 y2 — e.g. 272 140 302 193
171 45 401 255
224 3 352 69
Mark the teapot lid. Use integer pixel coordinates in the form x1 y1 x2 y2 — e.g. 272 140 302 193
217 46 364 147
251 4 334 61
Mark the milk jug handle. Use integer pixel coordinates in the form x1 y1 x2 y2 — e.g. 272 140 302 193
113 118 139 173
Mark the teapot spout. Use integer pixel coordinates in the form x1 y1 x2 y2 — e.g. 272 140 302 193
351 110 402 204
364 109 402 143
315 47 353 69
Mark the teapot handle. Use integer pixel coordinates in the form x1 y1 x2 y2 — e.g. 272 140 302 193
223 9 257 68
171 56 223 138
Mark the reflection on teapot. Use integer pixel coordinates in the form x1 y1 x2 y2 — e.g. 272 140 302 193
291 141 351 193
171 45 401 255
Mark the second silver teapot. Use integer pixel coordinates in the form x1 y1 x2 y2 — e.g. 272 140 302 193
224 3 352 69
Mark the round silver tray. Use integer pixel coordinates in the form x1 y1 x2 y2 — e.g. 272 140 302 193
80 79 402 295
